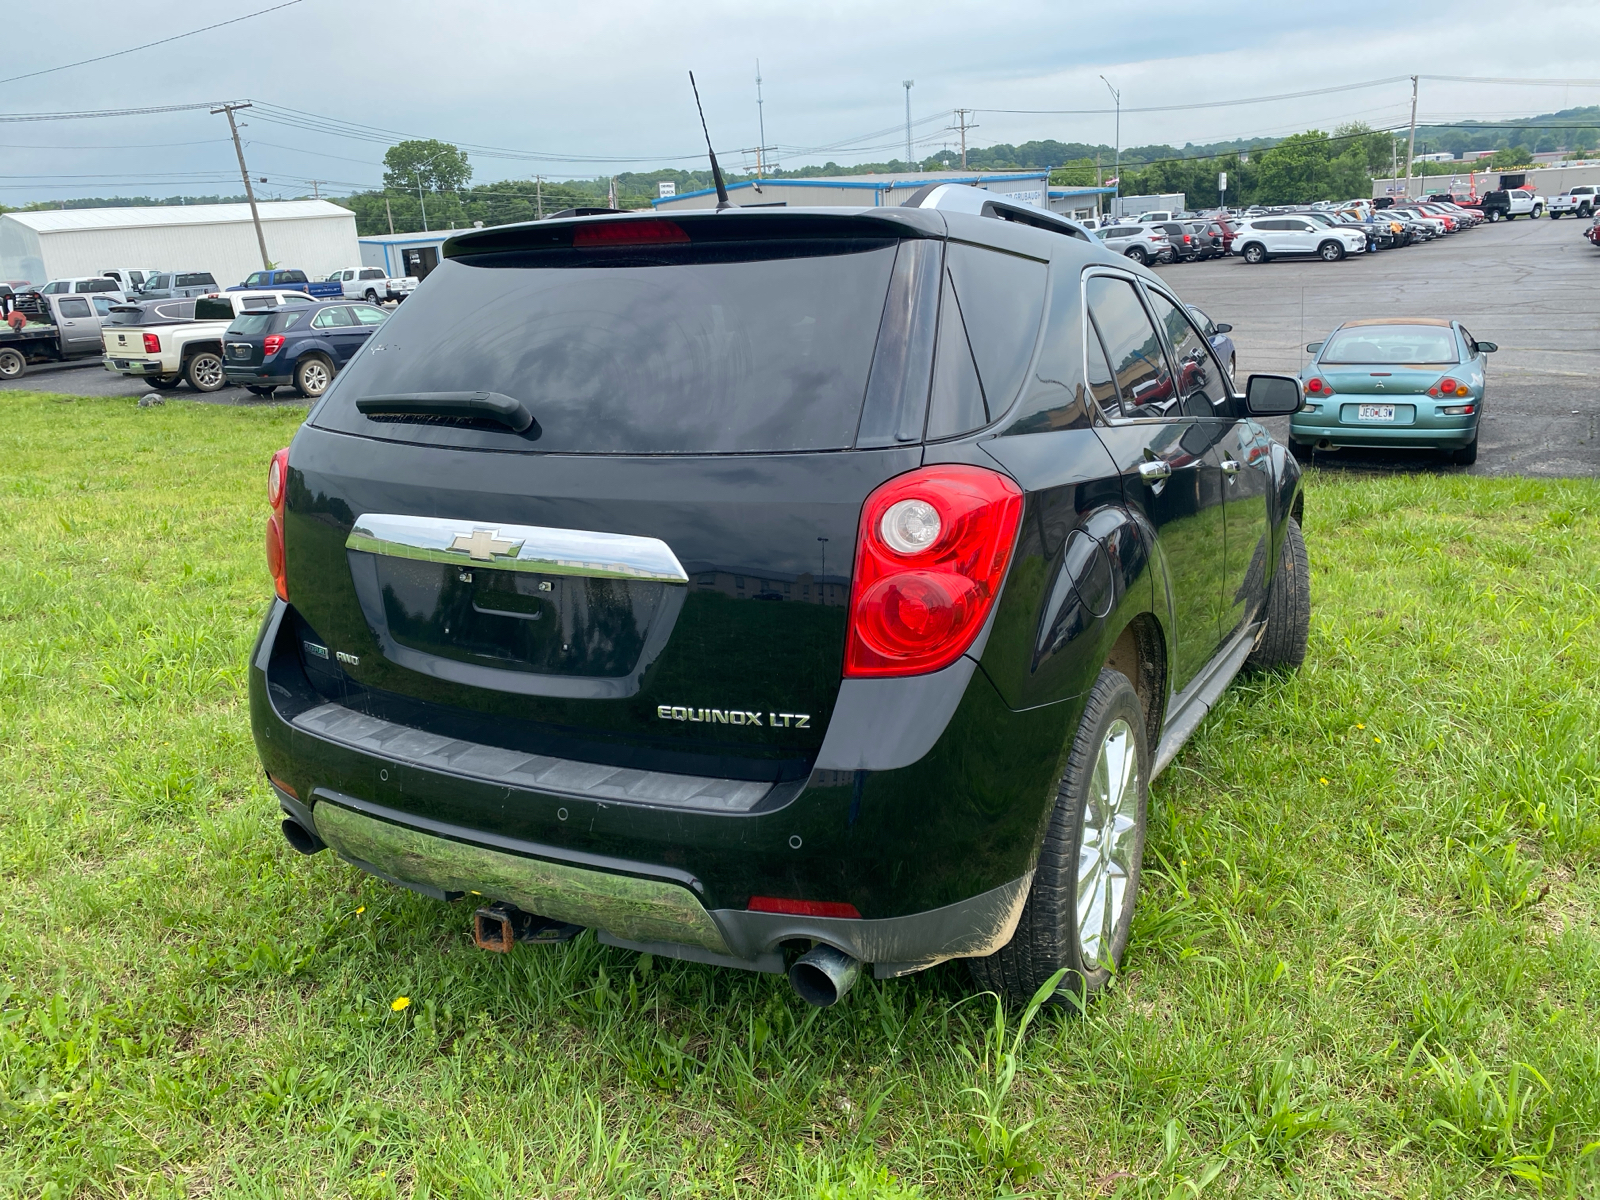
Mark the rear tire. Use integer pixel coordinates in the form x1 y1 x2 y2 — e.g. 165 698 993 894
1318 240 1345 262
1243 517 1310 673
0 347 24 380
1488 209 1503 223
246 385 276 396
294 354 333 399
968 668 1149 1009
1289 438 1314 463
1550 211 1562 220
1242 242 1268 264
150 375 182 390
1125 246 1149 265
184 351 224 393
1227 355 1237 383
1450 435 1479 466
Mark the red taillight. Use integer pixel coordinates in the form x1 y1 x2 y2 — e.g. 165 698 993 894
747 896 862 919
1183 234 1192 244
263 333 285 356
266 447 289 601
1439 378 1457 393
1306 378 1324 393
844 465 1023 678
572 219 689 248
142 332 160 354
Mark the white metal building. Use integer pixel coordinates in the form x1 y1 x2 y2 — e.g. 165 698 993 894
652 171 1054 212
0 200 359 289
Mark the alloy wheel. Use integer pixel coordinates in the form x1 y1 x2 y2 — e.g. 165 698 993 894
299 360 330 396
1076 718 1140 970
189 353 223 391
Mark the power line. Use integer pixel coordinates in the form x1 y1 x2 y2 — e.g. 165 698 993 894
0 2 309 87
0 101 229 123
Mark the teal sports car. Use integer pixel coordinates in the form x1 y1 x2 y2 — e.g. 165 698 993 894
1290 318 1496 465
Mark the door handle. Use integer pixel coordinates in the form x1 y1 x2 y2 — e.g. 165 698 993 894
1137 460 1173 485
1220 458 1242 475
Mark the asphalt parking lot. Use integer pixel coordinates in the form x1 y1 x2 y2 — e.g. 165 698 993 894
4 218 1596 475
1161 212 1600 476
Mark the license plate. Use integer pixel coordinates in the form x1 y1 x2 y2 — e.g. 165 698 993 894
1358 404 1396 422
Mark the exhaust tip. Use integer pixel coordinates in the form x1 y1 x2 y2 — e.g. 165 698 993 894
789 943 861 1008
280 818 325 855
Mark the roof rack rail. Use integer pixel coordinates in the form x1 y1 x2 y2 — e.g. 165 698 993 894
903 183 1089 241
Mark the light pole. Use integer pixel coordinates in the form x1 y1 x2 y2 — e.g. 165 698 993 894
1101 75 1120 219
411 148 456 233
903 80 914 168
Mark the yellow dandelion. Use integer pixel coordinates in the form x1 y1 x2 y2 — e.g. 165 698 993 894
355 905 366 915
391 996 411 1012
1319 777 1330 785
1374 735 1382 743
1356 723 1365 730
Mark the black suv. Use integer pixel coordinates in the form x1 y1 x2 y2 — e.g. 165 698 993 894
250 194 1309 1008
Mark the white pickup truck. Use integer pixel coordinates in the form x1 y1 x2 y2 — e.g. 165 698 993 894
326 266 416 303
102 290 313 392
1548 185 1597 219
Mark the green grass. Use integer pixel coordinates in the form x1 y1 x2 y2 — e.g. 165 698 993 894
2 390 1598 1198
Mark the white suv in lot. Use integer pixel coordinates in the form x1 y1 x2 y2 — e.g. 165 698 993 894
1230 216 1367 264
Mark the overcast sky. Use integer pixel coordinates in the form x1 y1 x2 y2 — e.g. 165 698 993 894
4 0 1600 202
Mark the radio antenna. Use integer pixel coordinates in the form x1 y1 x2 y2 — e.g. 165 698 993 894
689 71 731 211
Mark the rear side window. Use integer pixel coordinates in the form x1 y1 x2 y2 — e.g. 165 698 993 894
1085 275 1172 418
229 314 275 336
58 298 92 317
315 240 901 454
360 268 385 280
926 244 1046 439
282 271 308 283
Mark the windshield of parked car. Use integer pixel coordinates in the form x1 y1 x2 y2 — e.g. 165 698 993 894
1320 325 1459 365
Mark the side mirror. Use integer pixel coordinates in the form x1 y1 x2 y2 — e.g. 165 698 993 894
1304 342 1324 355
1475 340 1498 354
1245 374 1304 417
1214 322 1233 334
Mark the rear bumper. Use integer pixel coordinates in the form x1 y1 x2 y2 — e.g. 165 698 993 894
104 357 169 376
250 598 1061 975
1290 411 1478 448
224 366 292 385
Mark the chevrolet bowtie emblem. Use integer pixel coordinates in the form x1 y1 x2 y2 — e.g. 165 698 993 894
448 528 524 561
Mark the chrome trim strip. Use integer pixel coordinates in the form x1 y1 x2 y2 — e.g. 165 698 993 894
345 513 688 583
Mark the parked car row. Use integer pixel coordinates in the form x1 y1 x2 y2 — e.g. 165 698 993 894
2 282 390 397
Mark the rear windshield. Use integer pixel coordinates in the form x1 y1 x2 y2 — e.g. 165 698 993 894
1321 325 1458 365
227 310 304 336
315 241 901 454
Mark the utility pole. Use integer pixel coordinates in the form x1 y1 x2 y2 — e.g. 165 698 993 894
384 197 394 235
949 108 977 169
1101 76 1120 219
212 101 270 269
308 179 322 200
902 80 914 168
536 175 543 220
1405 75 1419 198
756 60 768 178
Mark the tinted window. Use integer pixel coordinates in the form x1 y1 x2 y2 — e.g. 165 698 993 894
1321 325 1458 364
282 271 308 283
1084 323 1119 417
176 273 214 287
195 298 234 319
856 239 940 447
317 241 901 454
58 298 92 317
946 243 1047 418
360 268 385 280
1144 290 1228 417
926 269 987 440
1001 264 1090 436
1084 275 1172 418
229 314 275 336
